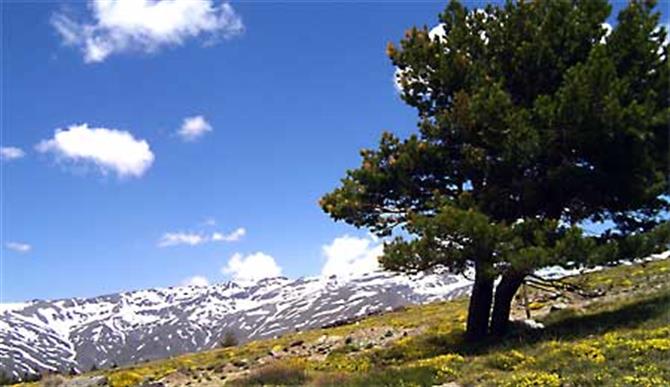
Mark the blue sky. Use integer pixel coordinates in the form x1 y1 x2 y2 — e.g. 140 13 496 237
2 1 668 302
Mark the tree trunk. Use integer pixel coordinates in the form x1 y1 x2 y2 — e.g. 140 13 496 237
490 272 525 337
465 261 494 342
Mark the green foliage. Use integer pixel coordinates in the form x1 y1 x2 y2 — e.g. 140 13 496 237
321 0 669 339
502 371 561 387
484 350 534 371
324 0 668 237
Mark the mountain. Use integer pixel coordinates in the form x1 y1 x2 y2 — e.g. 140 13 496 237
0 270 472 379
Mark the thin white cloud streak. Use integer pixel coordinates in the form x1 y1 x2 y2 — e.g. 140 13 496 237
212 228 245 242
36 124 154 178
158 228 246 247
5 242 31 253
158 232 207 247
52 0 244 63
0 147 26 161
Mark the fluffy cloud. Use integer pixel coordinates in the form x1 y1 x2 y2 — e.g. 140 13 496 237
177 115 212 142
158 227 246 247
36 124 154 178
5 242 31 253
321 235 383 278
52 0 244 63
221 252 282 282
0 147 25 161
181 275 210 287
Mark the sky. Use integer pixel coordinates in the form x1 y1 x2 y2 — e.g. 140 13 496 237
1 0 668 303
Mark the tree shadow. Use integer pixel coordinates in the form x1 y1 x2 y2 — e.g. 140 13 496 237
454 291 670 356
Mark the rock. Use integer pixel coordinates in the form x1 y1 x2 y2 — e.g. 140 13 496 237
345 336 353 345
384 330 393 338
521 319 545 330
289 340 304 347
317 335 342 345
550 302 568 312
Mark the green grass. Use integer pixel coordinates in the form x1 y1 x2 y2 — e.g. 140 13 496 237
19 259 670 387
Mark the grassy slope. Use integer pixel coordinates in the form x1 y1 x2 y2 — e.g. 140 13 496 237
23 259 670 386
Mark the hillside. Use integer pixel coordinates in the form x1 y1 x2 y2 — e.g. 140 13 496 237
15 255 669 387
0 269 471 379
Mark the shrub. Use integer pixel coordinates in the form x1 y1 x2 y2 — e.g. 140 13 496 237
234 363 307 386
107 370 144 387
411 354 465 380
314 353 372 373
485 350 534 371
503 371 561 387
220 331 239 348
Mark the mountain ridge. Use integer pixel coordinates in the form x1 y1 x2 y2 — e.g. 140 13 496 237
1 269 472 379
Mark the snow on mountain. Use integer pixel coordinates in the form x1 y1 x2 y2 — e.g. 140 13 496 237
5 251 666 380
0 270 472 379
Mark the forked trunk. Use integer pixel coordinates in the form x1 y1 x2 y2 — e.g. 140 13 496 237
465 261 494 342
490 272 525 337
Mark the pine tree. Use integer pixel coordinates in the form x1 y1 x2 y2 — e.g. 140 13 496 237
321 0 669 342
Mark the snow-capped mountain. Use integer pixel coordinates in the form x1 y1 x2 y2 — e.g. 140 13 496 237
0 270 472 379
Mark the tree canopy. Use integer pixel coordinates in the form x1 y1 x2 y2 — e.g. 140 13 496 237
321 0 669 341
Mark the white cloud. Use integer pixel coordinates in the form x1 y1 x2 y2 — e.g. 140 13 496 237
177 115 212 142
321 235 383 278
212 227 245 242
52 0 244 63
158 232 207 247
181 275 209 287
222 252 282 282
428 23 446 41
601 22 612 44
5 242 31 253
0 147 25 161
36 124 154 178
158 227 246 247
